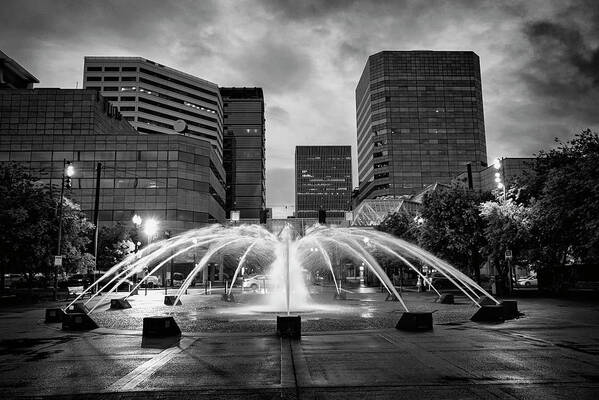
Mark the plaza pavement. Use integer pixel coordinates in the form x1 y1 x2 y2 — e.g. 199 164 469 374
0 287 598 399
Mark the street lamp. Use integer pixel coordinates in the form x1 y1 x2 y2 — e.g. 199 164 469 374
493 158 506 200
54 160 74 300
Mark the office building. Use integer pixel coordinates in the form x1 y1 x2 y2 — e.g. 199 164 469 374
0 50 39 89
355 51 487 202
220 87 266 219
83 57 224 161
455 157 535 193
0 89 226 231
295 146 352 218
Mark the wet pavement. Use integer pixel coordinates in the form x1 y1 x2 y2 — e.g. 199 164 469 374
0 287 598 399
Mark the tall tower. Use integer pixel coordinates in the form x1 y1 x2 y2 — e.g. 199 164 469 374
295 146 352 218
220 87 266 219
356 51 487 201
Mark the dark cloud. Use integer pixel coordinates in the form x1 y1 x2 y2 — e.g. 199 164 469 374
259 0 359 20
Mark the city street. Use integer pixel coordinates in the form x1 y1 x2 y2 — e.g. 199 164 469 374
1 288 598 399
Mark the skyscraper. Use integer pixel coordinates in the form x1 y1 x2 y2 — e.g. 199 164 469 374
295 146 352 219
220 87 266 219
83 57 224 161
356 51 487 202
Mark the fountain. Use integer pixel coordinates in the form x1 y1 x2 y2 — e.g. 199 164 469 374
60 223 504 334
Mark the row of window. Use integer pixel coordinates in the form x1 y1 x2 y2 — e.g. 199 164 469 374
87 66 137 72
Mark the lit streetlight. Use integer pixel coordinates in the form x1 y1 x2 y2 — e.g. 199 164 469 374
54 160 74 300
144 218 158 245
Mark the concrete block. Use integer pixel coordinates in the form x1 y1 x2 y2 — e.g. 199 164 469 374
334 291 347 300
471 305 505 322
65 302 89 314
142 316 181 338
477 296 497 306
277 315 301 339
439 294 454 304
164 295 182 306
501 300 519 319
221 293 235 302
396 312 433 331
45 308 66 323
110 298 132 309
62 313 98 331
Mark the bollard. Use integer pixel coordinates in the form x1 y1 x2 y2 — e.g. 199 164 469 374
396 312 433 331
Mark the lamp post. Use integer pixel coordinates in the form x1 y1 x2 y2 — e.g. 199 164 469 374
143 217 158 288
494 158 506 201
54 160 74 301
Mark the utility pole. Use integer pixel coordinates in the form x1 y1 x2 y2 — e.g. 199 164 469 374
92 162 102 293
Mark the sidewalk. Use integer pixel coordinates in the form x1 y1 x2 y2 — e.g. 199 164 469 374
0 292 598 399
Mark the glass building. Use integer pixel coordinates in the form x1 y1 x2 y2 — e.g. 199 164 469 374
295 146 352 218
356 51 487 202
0 89 226 232
83 57 224 162
220 87 266 219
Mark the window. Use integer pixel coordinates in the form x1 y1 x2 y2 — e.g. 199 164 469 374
120 106 135 111
87 66 101 71
120 96 136 101
105 66 119 71
122 66 137 72
120 86 137 92
104 76 119 81
86 86 100 91
104 96 118 101
103 86 118 91
86 76 101 81
122 76 137 81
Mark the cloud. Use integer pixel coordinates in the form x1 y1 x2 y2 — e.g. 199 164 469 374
2 0 599 206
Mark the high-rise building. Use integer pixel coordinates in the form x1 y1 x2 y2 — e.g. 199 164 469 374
83 57 224 161
0 89 226 231
220 87 266 219
295 146 352 218
356 51 487 202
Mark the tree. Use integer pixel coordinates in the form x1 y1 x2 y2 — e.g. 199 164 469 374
521 130 599 268
418 185 492 280
96 223 135 272
480 196 534 289
377 211 419 243
0 163 93 293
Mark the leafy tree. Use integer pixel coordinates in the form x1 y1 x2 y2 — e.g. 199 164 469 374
520 129 599 268
480 196 534 287
0 163 93 292
96 223 135 272
418 185 492 280
377 211 419 243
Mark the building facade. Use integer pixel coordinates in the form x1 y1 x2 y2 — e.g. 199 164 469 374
356 51 487 202
455 157 536 193
83 57 224 161
295 146 352 218
1 50 39 89
220 87 266 219
0 89 226 232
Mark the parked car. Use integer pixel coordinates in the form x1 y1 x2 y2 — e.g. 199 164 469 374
242 274 272 291
142 275 160 288
517 275 538 287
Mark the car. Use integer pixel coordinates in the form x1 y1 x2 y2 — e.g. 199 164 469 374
242 274 272 291
142 275 160 288
517 275 538 287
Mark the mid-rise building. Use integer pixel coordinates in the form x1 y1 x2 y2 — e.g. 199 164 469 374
83 57 224 161
295 146 352 219
0 50 39 89
355 51 487 202
0 89 226 231
455 157 536 193
220 87 266 219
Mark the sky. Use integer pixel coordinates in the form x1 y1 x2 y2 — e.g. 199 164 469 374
2 0 598 207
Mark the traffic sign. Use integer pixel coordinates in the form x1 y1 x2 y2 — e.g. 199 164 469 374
54 255 63 267
505 250 513 260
